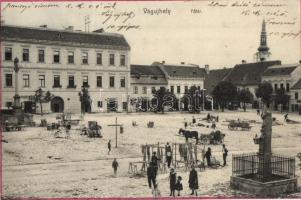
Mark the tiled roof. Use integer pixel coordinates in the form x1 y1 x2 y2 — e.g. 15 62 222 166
204 68 233 94
291 79 301 90
2 25 130 49
262 64 298 76
155 63 206 78
131 65 165 76
224 60 281 86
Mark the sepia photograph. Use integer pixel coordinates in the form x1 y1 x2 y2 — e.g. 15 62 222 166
1 0 301 198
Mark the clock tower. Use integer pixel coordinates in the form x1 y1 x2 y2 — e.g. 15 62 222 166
256 20 271 61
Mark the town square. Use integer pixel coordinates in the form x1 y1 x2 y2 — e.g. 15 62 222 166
1 0 301 198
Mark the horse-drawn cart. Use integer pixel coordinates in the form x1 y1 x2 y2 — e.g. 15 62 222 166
228 120 251 131
82 121 102 138
199 130 225 145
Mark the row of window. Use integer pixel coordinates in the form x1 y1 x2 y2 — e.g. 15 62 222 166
133 85 203 94
274 83 290 92
4 73 126 89
4 47 126 66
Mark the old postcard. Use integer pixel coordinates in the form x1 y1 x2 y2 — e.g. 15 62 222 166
1 0 301 199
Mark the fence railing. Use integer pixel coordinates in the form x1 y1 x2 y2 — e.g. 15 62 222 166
232 153 295 182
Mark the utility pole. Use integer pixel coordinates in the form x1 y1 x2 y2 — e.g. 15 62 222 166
108 117 123 148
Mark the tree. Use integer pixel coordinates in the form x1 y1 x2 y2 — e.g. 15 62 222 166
212 81 237 112
183 86 202 113
151 87 177 113
34 88 53 115
238 89 254 111
274 88 289 112
79 87 92 113
256 82 273 108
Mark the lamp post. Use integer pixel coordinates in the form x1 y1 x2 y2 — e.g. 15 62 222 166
13 57 21 110
202 89 206 111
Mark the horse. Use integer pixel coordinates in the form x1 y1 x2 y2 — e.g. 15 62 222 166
178 128 199 144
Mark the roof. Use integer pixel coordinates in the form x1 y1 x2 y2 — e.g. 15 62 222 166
204 68 233 94
154 63 206 78
1 25 130 50
130 65 165 77
262 64 299 76
224 60 281 86
291 79 301 90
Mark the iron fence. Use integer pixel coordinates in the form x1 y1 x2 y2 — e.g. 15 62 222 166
232 153 295 182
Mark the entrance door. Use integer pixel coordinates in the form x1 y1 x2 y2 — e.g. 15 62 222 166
51 97 64 113
107 98 117 112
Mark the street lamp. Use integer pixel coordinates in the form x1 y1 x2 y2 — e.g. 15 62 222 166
202 89 207 111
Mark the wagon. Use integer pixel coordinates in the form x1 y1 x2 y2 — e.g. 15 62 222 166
199 130 225 145
228 120 251 131
81 121 102 138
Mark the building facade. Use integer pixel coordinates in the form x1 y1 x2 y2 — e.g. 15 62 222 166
129 62 206 111
224 60 281 108
130 64 167 111
290 79 301 113
1 25 131 113
261 62 301 111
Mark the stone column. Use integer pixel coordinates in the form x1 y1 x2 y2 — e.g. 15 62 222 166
13 57 21 109
258 112 272 180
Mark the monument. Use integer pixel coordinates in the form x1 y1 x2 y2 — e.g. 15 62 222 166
230 111 297 197
1 58 34 127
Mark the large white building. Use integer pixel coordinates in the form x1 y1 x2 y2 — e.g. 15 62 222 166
1 25 131 113
261 62 301 111
129 62 206 111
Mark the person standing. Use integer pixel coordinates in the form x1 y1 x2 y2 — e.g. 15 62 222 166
175 176 183 196
112 158 118 177
108 140 112 155
147 162 156 189
169 168 176 197
205 147 212 167
151 152 160 175
188 166 199 196
284 113 288 121
165 142 172 168
222 144 228 166
192 116 196 124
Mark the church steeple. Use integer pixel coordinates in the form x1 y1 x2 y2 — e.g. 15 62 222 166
256 19 270 61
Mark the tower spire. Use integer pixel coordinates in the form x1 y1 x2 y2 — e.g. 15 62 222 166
256 19 270 62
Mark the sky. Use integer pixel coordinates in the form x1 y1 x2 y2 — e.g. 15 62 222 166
1 0 300 69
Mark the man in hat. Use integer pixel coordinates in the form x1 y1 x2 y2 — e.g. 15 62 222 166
165 142 172 168
147 162 156 189
169 168 177 197
151 152 160 175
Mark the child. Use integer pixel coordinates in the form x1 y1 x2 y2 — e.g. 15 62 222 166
175 176 183 196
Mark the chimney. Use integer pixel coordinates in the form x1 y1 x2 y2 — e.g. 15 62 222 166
205 64 210 74
40 25 47 28
162 60 165 64
242 60 246 64
181 62 185 65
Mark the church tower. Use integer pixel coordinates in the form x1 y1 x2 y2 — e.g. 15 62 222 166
255 20 271 62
